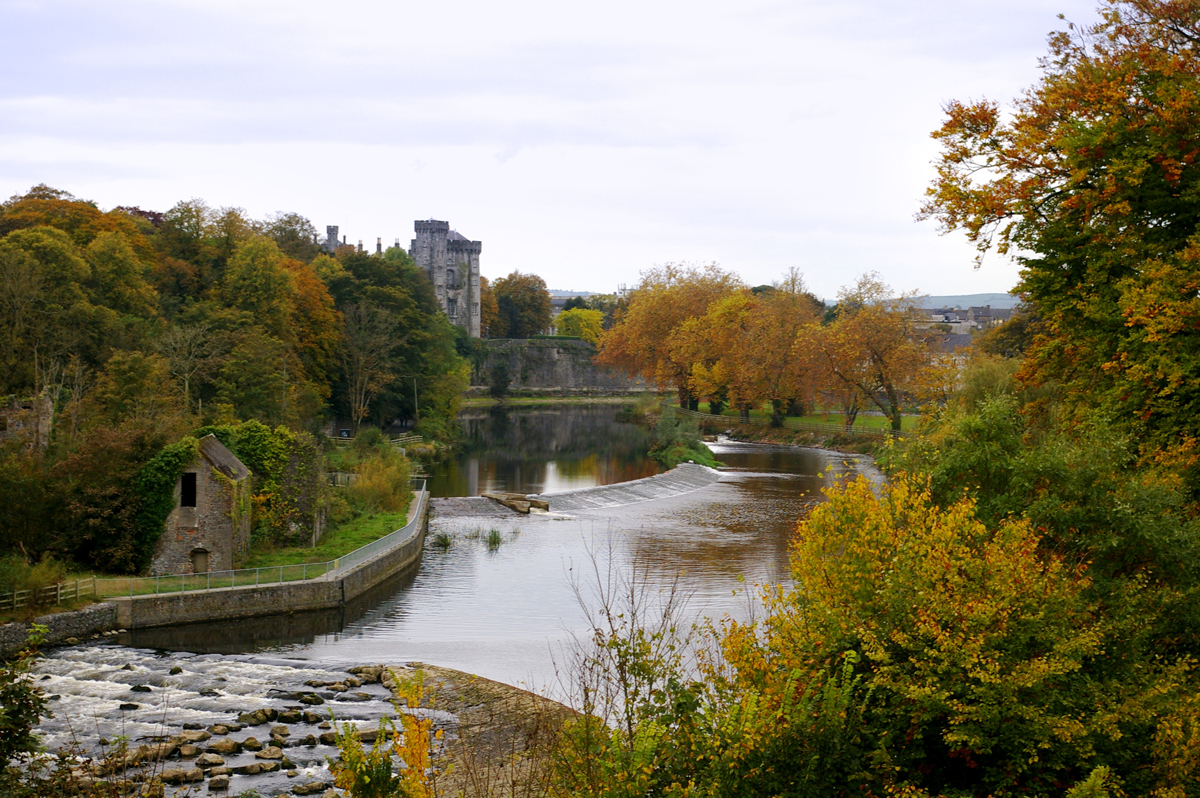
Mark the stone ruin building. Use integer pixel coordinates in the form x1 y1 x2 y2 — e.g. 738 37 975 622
322 220 482 338
150 435 252 576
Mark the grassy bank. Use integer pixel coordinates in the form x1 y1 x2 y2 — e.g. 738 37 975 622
461 393 656 408
683 401 919 432
240 506 411 569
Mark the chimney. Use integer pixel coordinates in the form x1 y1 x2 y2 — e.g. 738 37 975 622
376 237 382 254
342 235 346 246
357 240 363 252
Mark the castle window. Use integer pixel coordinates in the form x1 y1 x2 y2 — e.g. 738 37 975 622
446 269 456 289
472 303 479 315
181 472 197 507
447 298 458 317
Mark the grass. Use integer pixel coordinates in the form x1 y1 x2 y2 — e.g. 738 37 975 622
691 403 918 432
240 507 412 569
461 393 657 408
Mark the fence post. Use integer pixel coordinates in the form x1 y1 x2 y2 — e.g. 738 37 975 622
207 571 211 591
303 563 307 580
279 565 283 584
256 568 260 587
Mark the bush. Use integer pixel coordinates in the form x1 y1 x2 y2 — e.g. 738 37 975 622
349 452 412 515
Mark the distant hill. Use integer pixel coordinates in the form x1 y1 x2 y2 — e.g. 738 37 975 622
918 293 1019 309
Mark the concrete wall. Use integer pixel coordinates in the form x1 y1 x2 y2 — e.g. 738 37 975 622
115 492 429 631
0 602 119 658
475 338 645 391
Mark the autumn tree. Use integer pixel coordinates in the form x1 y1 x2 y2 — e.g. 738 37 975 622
491 270 552 338
555 307 604 344
479 275 500 337
597 263 743 407
920 0 1200 451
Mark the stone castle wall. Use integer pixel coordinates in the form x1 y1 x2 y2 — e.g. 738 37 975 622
150 468 250 576
475 338 645 391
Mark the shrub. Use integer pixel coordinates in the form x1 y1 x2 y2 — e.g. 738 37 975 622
349 453 412 515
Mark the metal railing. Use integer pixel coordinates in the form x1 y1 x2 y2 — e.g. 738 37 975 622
326 433 423 448
668 405 892 438
1 577 98 612
94 480 427 599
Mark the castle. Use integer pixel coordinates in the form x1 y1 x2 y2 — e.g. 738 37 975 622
323 220 482 338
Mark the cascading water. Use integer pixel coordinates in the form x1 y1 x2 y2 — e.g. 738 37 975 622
30 643 449 796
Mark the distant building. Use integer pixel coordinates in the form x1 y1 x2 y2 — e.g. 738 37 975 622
150 435 252 576
320 219 483 337
410 220 482 338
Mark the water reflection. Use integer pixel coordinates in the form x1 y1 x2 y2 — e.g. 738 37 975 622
115 411 878 693
426 405 660 496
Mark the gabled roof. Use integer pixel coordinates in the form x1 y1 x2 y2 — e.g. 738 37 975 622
447 229 470 242
197 434 251 480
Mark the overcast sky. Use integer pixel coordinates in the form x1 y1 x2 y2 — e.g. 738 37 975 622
1 0 1101 299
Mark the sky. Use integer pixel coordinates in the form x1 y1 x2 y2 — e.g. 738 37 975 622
0 0 1102 299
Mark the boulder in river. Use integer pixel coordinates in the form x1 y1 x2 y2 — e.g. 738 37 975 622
179 729 212 743
237 709 268 726
208 774 230 792
178 744 200 758
299 694 324 705
195 753 224 768
293 782 328 796
206 738 239 755
255 746 284 760
241 737 263 751
160 767 204 784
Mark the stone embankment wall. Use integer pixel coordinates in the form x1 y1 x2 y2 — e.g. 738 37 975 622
0 496 430 658
0 602 119 657
472 338 645 393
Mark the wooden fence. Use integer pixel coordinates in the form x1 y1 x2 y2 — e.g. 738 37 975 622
0 576 99 612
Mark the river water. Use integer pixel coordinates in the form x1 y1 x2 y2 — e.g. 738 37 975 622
30 404 875 794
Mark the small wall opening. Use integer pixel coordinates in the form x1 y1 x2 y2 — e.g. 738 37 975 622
181 472 197 507
191 548 209 574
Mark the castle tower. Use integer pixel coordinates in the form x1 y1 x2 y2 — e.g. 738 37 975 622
324 225 339 252
410 219 481 337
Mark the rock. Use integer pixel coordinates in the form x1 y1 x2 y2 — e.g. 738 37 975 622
328 682 347 692
241 737 263 752
178 744 200 758
304 712 323 724
160 767 204 784
65 637 79 645
259 761 281 773
233 763 263 776
209 767 231 776
208 774 230 792
278 710 302 723
131 685 152 693
318 732 338 745
271 724 291 737
208 724 230 735
195 753 224 768
322 791 339 798
121 663 134 670
344 676 361 688
180 729 212 743
199 688 220 697
237 709 268 726
206 737 239 755
282 757 295 769
294 782 328 796
301 734 317 746
348 665 382 683
169 666 184 675
255 746 284 760
318 721 332 730
299 694 324 705
119 703 140 711
270 734 290 747
182 722 203 730
357 728 379 744
264 708 279 721
287 770 298 777
304 679 326 688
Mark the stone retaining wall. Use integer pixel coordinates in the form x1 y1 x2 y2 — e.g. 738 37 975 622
0 602 119 658
1 494 430 657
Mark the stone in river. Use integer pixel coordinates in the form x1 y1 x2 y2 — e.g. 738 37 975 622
195 753 224 768
206 738 239 755
160 767 204 784
317 721 331 730
300 735 317 747
178 744 200 758
278 710 302 723
303 712 322 724
318 732 337 745
209 767 231 776
293 782 328 796
233 763 262 776
271 724 291 736
299 694 324 705
131 685 152 693
119 703 139 711
208 774 230 792
208 724 230 736
170 666 184 675
259 761 281 773
237 709 268 726
180 729 212 743
182 722 203 730
241 737 263 752
255 746 284 760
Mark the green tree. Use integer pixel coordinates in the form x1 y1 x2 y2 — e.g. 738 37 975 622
492 270 552 338
221 237 296 339
919 0 1200 452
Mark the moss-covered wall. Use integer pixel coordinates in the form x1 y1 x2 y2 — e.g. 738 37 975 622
474 339 644 390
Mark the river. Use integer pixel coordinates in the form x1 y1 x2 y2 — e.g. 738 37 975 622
30 403 875 794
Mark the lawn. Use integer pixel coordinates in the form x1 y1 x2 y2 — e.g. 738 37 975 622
240 506 412 569
689 403 919 432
